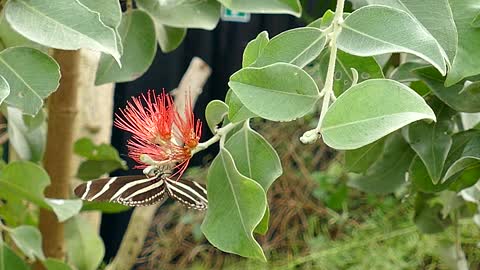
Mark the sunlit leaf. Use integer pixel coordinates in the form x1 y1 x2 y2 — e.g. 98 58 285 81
229 63 320 121
251 27 326 68
201 148 266 261
155 23 186 53
337 5 447 75
321 79 435 150
5 0 120 62
225 122 282 234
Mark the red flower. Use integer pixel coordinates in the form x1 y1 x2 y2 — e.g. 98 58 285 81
114 90 202 179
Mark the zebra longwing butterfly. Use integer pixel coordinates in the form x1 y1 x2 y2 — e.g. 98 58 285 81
74 174 208 210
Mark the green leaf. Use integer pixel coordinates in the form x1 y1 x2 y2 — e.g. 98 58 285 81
389 62 427 82
251 27 326 68
0 161 50 207
0 47 60 115
307 9 334 29
415 66 480 113
225 122 282 234
367 0 457 64
201 148 267 261
317 49 384 96
74 138 127 180
78 0 121 29
43 258 73 270
81 201 130 213
78 0 123 55
7 107 46 162
10 225 44 260
218 0 301 17
445 0 480 85
65 216 105 270
344 137 385 173
229 63 320 121
409 157 452 193
225 89 257 123
95 10 157 85
5 0 120 62
1 244 29 270
137 0 220 30
473 12 480 27
321 79 436 150
337 5 447 75
0 13 44 50
404 101 454 183
0 76 10 105
155 24 186 53
443 136 480 182
205 100 229 133
414 193 450 234
348 132 415 194
44 199 82 222
242 31 269 68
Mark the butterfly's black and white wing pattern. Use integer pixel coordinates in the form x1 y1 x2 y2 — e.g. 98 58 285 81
74 175 166 207
164 178 208 210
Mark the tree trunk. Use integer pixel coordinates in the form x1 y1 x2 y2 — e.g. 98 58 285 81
38 49 82 262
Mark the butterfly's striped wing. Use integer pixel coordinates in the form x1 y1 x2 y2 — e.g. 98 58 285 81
164 178 208 210
74 175 166 207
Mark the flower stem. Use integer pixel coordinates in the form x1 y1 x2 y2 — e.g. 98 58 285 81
191 122 240 155
300 0 345 144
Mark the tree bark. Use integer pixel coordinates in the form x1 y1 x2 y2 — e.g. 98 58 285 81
105 57 211 270
38 50 82 262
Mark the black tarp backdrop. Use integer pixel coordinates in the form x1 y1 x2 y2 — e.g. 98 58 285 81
101 0 336 262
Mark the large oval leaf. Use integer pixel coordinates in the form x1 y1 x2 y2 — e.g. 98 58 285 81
229 63 320 121
0 47 60 115
337 5 447 75
225 122 282 234
137 0 220 30
251 27 326 68
321 79 435 150
201 148 266 261
344 137 385 173
95 10 156 85
218 0 301 17
367 0 457 63
5 0 120 62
